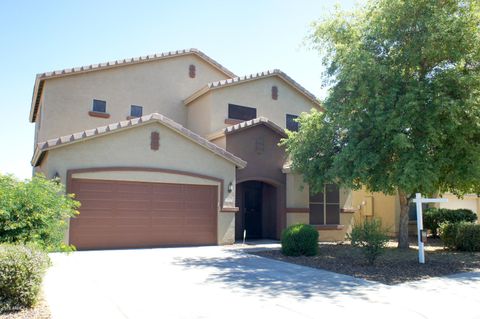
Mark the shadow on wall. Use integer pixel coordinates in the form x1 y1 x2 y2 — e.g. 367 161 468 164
174 250 380 301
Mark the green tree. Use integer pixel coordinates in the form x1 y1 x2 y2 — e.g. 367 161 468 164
284 0 480 248
0 174 80 251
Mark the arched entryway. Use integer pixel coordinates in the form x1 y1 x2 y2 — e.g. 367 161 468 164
235 180 278 240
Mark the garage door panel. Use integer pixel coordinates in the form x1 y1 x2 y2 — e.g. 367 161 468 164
113 192 152 201
75 181 115 192
184 201 215 210
71 219 114 229
70 178 218 249
115 200 151 210
151 201 184 210
74 191 118 200
79 199 118 210
116 182 151 192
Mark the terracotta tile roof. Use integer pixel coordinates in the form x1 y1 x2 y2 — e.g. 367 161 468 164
29 49 236 122
184 69 323 109
207 117 288 141
32 113 247 168
224 117 288 137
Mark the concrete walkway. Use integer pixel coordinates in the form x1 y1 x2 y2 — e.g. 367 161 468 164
43 244 480 319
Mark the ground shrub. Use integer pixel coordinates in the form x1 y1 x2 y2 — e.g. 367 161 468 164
0 174 80 251
455 223 480 252
281 224 319 256
439 222 460 249
0 244 50 313
424 208 477 237
348 218 389 265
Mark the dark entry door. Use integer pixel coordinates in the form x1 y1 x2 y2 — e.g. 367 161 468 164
244 183 263 239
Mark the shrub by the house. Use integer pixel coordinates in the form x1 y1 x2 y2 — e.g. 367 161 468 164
439 222 480 252
348 218 389 265
0 174 80 251
281 224 319 256
424 208 477 237
455 223 480 252
438 222 460 249
0 244 50 313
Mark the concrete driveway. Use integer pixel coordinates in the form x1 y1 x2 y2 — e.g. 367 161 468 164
43 244 480 319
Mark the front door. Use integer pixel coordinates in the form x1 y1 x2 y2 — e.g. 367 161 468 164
244 183 263 239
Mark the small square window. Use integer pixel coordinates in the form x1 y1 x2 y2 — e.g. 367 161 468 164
286 114 299 131
130 105 143 117
92 99 106 113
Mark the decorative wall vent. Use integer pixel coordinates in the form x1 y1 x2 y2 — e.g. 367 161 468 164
255 136 265 154
151 131 160 150
189 64 196 78
271 86 278 100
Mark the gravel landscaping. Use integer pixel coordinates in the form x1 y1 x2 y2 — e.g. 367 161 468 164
251 239 480 285
0 295 50 319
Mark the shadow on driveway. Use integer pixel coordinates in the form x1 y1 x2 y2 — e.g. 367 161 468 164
174 249 381 302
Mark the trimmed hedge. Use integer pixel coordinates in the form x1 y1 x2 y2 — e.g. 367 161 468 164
0 245 50 313
439 222 480 252
281 224 319 256
424 208 477 236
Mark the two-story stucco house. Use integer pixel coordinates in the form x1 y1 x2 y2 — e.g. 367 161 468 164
29 49 363 250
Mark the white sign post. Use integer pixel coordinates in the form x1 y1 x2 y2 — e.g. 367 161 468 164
412 193 448 264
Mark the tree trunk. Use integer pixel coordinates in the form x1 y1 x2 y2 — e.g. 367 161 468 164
397 190 410 249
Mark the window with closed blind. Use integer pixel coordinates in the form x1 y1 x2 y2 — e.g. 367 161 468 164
228 104 257 121
309 184 340 225
286 114 299 131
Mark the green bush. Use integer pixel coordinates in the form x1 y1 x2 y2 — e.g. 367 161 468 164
455 223 480 252
424 208 477 236
0 244 50 313
348 218 389 265
438 222 460 249
281 224 319 256
0 174 80 251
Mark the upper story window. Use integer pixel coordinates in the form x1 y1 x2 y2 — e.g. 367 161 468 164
286 114 299 131
130 105 143 118
92 99 107 113
228 104 257 121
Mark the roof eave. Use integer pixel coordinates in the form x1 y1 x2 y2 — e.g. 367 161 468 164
184 71 324 110
183 86 210 105
31 113 247 169
29 49 237 122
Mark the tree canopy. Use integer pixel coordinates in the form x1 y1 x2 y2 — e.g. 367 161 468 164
283 0 480 247
0 174 79 251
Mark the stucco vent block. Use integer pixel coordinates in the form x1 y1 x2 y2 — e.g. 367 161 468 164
151 131 160 151
189 64 196 78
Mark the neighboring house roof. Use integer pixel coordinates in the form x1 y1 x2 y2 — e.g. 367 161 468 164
29 49 237 123
183 69 323 109
32 113 247 168
207 117 288 141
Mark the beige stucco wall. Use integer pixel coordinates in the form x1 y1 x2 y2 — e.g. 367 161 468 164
218 212 235 244
286 173 309 209
186 93 213 137
286 213 309 226
187 76 320 137
440 193 480 222
37 54 229 142
350 188 400 235
39 122 238 245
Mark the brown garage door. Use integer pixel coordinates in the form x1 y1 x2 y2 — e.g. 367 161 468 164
69 178 218 250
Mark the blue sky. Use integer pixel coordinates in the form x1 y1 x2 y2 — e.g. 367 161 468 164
0 0 358 179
